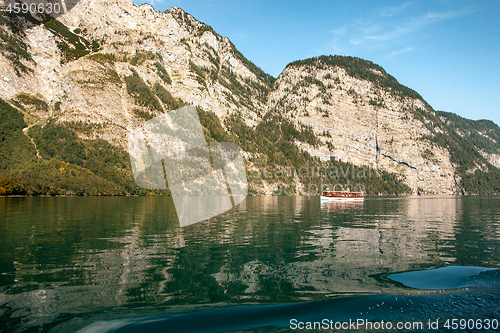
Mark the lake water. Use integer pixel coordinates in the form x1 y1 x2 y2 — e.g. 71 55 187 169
1 196 499 332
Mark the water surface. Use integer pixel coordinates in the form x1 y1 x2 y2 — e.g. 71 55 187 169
1 196 499 332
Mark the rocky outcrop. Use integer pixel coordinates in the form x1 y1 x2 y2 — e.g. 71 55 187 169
1 0 271 148
268 64 456 194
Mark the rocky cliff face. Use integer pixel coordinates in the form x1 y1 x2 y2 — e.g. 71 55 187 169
1 0 498 195
1 0 271 147
268 59 456 194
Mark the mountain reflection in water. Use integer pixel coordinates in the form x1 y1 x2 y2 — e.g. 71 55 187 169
0 196 499 332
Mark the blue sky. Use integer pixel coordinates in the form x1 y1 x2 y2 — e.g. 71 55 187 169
133 0 500 126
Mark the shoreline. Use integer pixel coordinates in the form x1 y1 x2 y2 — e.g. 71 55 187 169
1 193 496 198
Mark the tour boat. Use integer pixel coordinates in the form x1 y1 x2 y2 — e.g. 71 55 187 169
320 189 364 201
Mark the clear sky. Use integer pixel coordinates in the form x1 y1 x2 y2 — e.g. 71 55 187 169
133 0 500 126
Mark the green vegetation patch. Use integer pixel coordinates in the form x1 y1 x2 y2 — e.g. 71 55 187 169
218 67 265 108
124 69 163 112
133 109 155 121
0 98 36 179
129 51 156 66
13 93 49 112
44 19 90 48
55 40 91 63
44 19 93 63
75 67 122 89
65 121 104 135
152 82 185 111
155 62 171 84
87 53 116 65
104 68 122 86
0 98 38 189
0 98 27 142
197 107 233 143
189 61 208 90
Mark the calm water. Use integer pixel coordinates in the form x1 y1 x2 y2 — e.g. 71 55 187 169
0 196 500 332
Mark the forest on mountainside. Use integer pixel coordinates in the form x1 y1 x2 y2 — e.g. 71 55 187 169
0 98 158 196
287 55 424 101
438 111 500 156
0 97 412 196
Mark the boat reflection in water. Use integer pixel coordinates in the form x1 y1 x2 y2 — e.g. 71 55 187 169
320 188 364 213
321 199 364 212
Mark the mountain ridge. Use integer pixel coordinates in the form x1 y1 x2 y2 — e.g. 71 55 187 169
0 0 499 195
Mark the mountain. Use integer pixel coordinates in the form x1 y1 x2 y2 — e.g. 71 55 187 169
1 0 499 196
437 111 500 169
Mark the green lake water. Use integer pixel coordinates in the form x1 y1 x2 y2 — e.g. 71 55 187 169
1 196 499 332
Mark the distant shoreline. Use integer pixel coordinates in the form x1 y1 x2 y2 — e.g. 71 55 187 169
2 194 496 198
